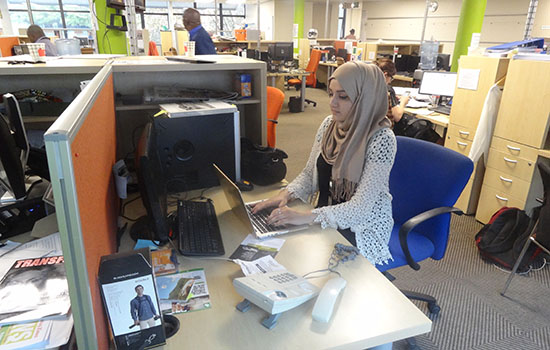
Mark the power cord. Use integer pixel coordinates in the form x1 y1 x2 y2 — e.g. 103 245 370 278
303 243 360 279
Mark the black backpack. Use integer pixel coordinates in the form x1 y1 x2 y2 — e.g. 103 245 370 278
241 138 288 186
393 114 442 144
475 207 541 271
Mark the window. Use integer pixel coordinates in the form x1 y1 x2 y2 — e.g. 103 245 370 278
142 0 170 44
8 0 92 39
172 2 246 36
337 4 346 40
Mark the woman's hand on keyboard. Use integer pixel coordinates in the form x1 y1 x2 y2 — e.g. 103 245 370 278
251 190 290 214
267 206 317 226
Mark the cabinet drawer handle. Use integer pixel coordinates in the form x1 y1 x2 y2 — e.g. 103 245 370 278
456 141 468 147
499 176 513 183
503 157 518 164
506 145 521 152
458 130 470 137
495 194 509 201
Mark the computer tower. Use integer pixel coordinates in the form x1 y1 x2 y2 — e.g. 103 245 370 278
155 101 240 193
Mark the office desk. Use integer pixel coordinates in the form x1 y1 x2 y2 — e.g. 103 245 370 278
154 184 431 349
318 62 339 91
404 107 449 137
267 70 310 112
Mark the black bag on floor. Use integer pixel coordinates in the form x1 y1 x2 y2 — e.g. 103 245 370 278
474 207 542 271
288 96 301 113
393 114 443 144
241 138 288 186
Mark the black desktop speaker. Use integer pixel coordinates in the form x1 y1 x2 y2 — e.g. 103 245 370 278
154 113 237 193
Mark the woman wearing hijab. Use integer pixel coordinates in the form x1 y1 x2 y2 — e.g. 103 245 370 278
252 61 396 266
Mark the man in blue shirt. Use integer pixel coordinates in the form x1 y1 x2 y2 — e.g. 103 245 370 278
130 285 160 330
183 8 216 55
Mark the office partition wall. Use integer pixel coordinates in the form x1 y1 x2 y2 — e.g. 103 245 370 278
45 63 118 350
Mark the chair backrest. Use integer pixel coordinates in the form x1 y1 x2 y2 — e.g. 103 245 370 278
266 86 285 148
306 49 322 87
389 137 473 259
148 41 159 56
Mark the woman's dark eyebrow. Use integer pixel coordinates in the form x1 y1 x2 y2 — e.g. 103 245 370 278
334 90 346 93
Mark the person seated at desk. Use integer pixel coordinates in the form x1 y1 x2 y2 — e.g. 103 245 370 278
26 25 58 56
373 58 409 125
253 61 396 266
183 8 216 55
344 29 357 40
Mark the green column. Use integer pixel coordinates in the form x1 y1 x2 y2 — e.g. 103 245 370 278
450 0 487 72
293 0 305 55
94 0 128 54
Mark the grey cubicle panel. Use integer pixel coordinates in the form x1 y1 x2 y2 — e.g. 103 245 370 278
44 62 118 350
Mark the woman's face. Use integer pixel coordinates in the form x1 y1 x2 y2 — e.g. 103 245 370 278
328 79 353 123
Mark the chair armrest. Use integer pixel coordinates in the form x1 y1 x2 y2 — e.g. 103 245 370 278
267 119 278 124
399 207 464 270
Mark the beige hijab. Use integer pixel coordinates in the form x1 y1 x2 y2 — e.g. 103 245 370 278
321 61 391 202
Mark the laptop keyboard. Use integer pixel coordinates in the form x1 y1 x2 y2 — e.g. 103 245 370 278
428 105 452 115
245 204 281 234
177 200 225 256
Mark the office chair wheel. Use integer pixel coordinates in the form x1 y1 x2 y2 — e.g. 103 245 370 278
428 302 440 315
406 337 420 350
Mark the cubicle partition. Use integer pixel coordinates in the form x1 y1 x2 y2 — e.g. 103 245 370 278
45 63 118 350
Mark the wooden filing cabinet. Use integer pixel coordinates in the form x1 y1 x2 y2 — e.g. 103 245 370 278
444 56 509 214
476 59 550 224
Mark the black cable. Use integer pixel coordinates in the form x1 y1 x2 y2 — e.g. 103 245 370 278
123 124 146 163
120 196 142 221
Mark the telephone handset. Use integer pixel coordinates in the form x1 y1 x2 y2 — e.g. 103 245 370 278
233 270 319 315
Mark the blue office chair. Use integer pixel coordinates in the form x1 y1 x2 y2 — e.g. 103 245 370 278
377 136 473 316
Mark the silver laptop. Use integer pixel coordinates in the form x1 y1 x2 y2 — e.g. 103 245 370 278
213 164 309 239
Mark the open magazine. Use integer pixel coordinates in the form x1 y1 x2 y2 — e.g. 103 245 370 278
156 269 211 314
0 256 70 325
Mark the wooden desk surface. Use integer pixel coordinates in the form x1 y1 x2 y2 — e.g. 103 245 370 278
148 184 431 349
267 70 310 77
405 108 450 128
319 62 338 68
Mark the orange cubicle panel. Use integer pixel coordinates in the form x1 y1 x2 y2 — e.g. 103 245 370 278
0 37 20 57
70 74 118 350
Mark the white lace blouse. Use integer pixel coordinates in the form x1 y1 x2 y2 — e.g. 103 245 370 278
286 116 396 266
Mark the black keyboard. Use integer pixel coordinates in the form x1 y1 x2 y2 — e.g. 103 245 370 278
428 105 452 115
177 200 225 256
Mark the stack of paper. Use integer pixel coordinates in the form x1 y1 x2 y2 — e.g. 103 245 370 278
0 234 73 349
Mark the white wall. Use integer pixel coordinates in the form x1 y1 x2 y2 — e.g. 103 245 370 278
532 0 550 38
273 0 293 41
361 0 535 56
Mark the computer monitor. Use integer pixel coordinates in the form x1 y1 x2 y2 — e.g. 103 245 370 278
436 54 451 71
336 49 347 60
2 94 29 168
268 42 293 62
134 122 170 243
419 71 457 97
106 0 125 9
135 0 146 13
0 115 26 200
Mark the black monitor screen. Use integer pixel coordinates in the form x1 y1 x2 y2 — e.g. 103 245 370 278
135 0 145 12
135 122 170 243
106 0 125 9
3 94 28 167
268 42 293 62
336 49 347 59
0 115 26 200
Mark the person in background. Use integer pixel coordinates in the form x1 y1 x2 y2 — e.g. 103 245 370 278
252 61 396 268
344 29 357 40
183 8 216 55
26 25 58 56
374 58 410 124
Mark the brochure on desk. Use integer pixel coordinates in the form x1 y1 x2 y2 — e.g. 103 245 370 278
156 269 211 314
0 255 70 326
98 248 166 350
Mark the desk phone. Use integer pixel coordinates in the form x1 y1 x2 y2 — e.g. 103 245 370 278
233 270 319 317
